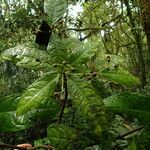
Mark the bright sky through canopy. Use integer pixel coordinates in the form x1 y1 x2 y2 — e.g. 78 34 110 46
68 3 83 17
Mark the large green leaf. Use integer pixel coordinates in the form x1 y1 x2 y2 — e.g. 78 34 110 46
68 75 110 135
104 92 150 123
68 41 97 67
1 45 52 70
47 37 94 72
48 37 70 64
29 98 60 123
44 0 67 24
101 68 140 86
0 94 28 131
16 56 52 71
2 45 51 63
48 37 82 65
47 124 76 150
17 72 60 116
91 78 111 98
0 94 59 132
127 138 137 150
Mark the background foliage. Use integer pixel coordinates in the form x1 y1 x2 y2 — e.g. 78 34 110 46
0 0 150 149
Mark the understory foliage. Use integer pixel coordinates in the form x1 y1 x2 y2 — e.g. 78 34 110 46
0 0 150 150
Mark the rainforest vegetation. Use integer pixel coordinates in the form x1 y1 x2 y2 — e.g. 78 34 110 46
0 0 150 149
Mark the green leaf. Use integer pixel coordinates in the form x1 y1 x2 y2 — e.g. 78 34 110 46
47 124 76 150
34 137 50 146
68 75 110 134
31 98 59 121
16 56 52 71
68 42 96 66
104 92 150 123
101 68 140 86
47 37 94 70
17 72 60 116
1 45 52 70
91 78 110 98
48 37 82 65
137 126 150 149
30 98 60 123
0 94 28 131
48 37 70 64
127 138 137 150
0 94 59 132
44 0 67 24
2 45 51 63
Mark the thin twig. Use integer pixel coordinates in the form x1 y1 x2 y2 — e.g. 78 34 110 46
67 27 100 31
113 126 146 150
116 126 145 140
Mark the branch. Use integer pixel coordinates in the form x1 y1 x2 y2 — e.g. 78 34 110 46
101 14 121 27
112 126 146 150
58 73 68 124
68 28 100 41
67 14 121 32
67 27 100 32
116 126 145 140
80 29 99 41
0 143 26 150
0 143 55 150
80 32 93 41
67 15 121 41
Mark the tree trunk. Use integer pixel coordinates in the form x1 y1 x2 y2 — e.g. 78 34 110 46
124 0 147 88
139 0 150 54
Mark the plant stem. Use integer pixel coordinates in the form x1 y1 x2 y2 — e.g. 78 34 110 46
58 73 68 124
